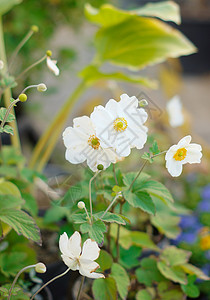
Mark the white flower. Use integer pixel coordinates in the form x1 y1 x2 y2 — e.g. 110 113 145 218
59 231 104 279
165 135 202 177
37 83 47 92
63 116 119 172
0 60 4 70
90 94 148 157
46 56 59 76
166 95 184 128
35 262 46 273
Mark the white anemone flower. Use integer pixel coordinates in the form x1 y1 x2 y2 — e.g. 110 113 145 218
90 94 148 157
62 116 119 172
46 56 59 76
166 95 184 128
59 231 105 279
165 135 202 177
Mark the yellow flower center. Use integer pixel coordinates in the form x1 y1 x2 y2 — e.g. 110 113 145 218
173 148 187 161
200 235 210 251
113 117 128 132
88 135 100 150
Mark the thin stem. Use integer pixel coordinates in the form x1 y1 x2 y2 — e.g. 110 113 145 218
9 29 34 71
113 164 118 185
101 193 121 218
0 15 21 151
76 276 85 300
16 55 46 80
116 202 123 262
30 268 70 300
84 206 91 222
21 84 38 94
8 264 36 300
89 171 101 222
29 80 87 171
129 151 167 191
1 99 19 129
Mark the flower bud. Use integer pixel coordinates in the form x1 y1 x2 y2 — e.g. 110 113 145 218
46 50 52 57
97 164 104 171
0 60 4 70
37 83 47 92
31 25 39 33
19 93 27 102
35 262 46 273
78 201 85 209
139 99 148 107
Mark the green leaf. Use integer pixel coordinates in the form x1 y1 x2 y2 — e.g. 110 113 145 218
0 194 24 210
3 125 14 135
149 140 160 155
94 211 126 225
96 250 113 272
136 258 164 286
80 220 106 244
0 108 15 123
136 290 152 300
120 245 142 269
0 0 22 15
151 213 180 239
72 213 88 224
157 281 185 300
92 277 117 300
157 261 187 284
123 172 150 190
180 263 210 281
123 190 155 215
0 252 26 277
22 193 38 216
44 205 69 223
90 5 196 70
79 65 157 88
110 263 130 299
141 152 154 163
133 1 181 24
160 246 191 267
181 275 200 298
0 209 41 245
130 231 159 251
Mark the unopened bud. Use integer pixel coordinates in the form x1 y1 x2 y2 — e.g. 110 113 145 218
37 83 47 92
97 164 104 171
139 99 148 107
0 60 4 70
78 201 85 209
31 25 39 33
19 93 27 102
46 50 52 57
35 262 46 273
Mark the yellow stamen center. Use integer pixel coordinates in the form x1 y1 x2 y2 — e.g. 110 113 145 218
88 135 100 150
113 117 128 132
173 148 187 161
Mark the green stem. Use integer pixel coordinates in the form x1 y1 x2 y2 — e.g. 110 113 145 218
89 171 101 222
9 29 34 71
0 15 21 152
16 55 46 80
8 264 36 300
113 164 118 185
1 99 19 129
29 80 87 171
76 276 85 300
101 193 121 218
116 202 123 262
30 268 71 300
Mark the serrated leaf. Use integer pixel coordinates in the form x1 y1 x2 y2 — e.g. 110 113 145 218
157 261 187 284
123 190 155 215
92 277 117 300
0 107 15 122
151 213 180 239
0 194 24 210
141 152 154 163
130 231 159 251
80 220 106 244
180 263 210 281
96 250 113 272
181 275 200 298
0 209 41 245
79 65 157 88
94 211 126 225
72 213 88 224
149 140 160 155
123 172 150 189
160 246 191 267
3 124 14 135
136 258 164 286
110 263 130 299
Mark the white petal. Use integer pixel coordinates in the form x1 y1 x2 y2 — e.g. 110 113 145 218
59 232 71 257
185 144 202 164
61 255 78 270
128 123 148 149
73 116 95 136
63 126 88 148
166 95 184 128
46 57 59 76
105 98 121 119
68 231 81 258
65 146 88 164
80 239 100 261
79 259 104 279
166 158 183 177
177 135 192 148
120 94 138 111
165 145 179 160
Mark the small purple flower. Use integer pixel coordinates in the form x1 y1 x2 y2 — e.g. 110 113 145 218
179 215 198 229
198 199 210 212
205 250 210 260
175 232 197 244
201 185 210 201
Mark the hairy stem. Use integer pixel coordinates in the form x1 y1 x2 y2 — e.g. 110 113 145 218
76 276 85 300
16 55 47 80
89 171 101 222
116 202 123 262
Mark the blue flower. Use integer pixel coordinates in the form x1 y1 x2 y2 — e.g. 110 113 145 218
201 185 210 201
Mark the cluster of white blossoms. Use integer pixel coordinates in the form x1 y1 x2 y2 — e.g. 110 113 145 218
59 231 104 279
165 135 202 177
63 94 148 171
